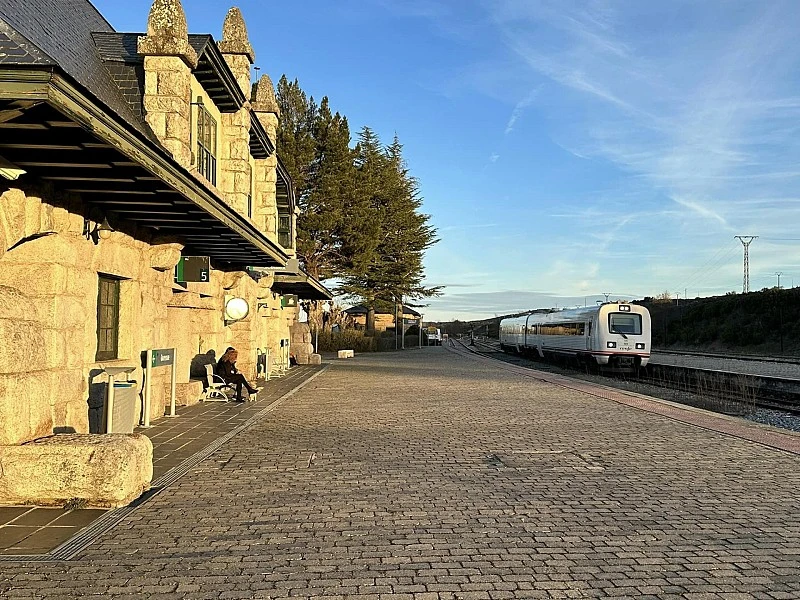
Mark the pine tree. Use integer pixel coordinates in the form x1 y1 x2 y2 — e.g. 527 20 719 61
275 76 316 202
338 129 440 331
276 80 441 334
302 98 354 281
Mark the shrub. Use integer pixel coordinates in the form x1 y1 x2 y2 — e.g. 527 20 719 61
316 330 378 353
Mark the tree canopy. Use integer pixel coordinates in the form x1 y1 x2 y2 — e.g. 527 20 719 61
276 78 440 328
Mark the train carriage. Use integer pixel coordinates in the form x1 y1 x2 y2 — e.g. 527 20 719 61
499 302 651 372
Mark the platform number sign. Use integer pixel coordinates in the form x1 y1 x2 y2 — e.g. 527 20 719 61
175 256 210 283
281 294 299 308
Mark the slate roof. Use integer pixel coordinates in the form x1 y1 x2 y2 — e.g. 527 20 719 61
0 0 153 141
93 32 220 65
92 31 244 115
0 19 54 65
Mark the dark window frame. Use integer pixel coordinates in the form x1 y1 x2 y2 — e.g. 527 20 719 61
96 275 120 361
278 213 292 249
196 99 217 186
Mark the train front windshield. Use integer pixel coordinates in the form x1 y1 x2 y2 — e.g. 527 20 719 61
608 313 642 335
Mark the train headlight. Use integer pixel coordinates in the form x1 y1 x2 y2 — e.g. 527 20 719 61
607 341 617 348
635 343 645 350
619 305 630 311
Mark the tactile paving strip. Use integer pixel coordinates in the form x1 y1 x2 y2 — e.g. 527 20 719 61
448 343 800 455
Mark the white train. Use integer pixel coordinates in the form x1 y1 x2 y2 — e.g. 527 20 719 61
499 302 651 371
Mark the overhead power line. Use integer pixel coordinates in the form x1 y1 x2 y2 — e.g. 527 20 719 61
675 240 740 295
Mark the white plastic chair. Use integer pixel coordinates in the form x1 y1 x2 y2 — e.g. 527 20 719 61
202 364 233 402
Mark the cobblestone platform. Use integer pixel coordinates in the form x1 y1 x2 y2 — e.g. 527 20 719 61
1 348 799 599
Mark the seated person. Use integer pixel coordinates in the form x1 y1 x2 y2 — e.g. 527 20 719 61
215 347 258 402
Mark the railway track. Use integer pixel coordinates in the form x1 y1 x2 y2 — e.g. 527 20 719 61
450 338 800 418
653 348 800 366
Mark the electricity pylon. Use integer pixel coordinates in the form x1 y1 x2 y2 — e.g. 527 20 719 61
735 236 758 293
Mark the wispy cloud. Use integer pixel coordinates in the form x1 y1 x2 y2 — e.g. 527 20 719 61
504 87 541 134
483 0 800 239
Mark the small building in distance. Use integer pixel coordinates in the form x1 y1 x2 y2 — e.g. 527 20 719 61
343 305 422 332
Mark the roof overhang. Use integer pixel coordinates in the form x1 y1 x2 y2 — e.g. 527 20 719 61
189 35 245 113
249 114 274 159
271 270 332 301
275 156 295 211
0 69 288 269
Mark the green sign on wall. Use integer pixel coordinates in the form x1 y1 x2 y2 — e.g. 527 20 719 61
151 348 175 367
175 256 210 282
281 294 299 308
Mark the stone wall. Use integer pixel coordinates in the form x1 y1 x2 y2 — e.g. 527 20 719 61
219 107 252 218
0 187 177 444
142 56 192 168
0 185 300 446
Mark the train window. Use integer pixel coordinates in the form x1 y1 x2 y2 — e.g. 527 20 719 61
540 322 585 336
608 313 642 335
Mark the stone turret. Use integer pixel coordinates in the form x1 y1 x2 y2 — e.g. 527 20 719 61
217 7 253 218
250 74 279 237
138 0 197 167
251 74 280 144
218 7 255 96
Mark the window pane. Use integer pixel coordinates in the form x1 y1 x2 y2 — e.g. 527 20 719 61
608 314 642 335
96 276 119 360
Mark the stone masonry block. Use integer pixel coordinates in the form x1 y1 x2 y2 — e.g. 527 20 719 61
233 171 251 193
146 111 167 138
143 95 189 115
157 70 191 99
0 320 45 374
176 380 204 407
0 374 35 445
0 433 153 508
0 262 68 296
165 113 190 141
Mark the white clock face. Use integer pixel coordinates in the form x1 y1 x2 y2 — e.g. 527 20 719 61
225 297 249 321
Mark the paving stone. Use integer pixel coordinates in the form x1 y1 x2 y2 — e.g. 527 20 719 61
1 350 799 599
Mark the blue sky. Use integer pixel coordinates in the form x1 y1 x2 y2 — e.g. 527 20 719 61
94 0 800 321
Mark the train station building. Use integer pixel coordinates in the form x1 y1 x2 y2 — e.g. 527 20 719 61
0 0 330 505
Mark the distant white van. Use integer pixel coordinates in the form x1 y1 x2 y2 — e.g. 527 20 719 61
425 326 442 346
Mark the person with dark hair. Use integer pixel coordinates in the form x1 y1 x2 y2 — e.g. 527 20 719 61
215 347 258 402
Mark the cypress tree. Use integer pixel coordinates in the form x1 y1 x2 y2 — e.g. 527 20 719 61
338 129 440 331
276 82 441 334
275 76 316 203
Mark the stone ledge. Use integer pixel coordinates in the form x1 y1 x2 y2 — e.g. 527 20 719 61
0 433 153 508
